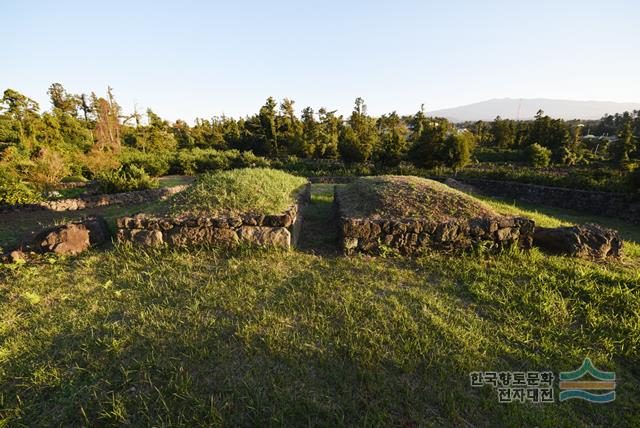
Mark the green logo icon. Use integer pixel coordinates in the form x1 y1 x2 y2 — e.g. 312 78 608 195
559 358 616 403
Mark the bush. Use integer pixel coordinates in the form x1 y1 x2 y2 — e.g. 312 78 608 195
0 165 41 205
442 132 474 171
172 148 239 175
230 150 271 168
473 147 525 163
29 148 70 191
525 144 552 167
120 148 171 177
96 165 159 194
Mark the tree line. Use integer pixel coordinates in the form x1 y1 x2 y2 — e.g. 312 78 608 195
1 84 638 198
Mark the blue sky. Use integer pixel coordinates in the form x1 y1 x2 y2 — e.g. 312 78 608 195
2 0 639 121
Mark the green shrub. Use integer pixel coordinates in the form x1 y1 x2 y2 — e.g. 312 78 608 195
0 165 41 205
525 143 552 167
96 165 159 194
474 147 525 163
120 148 171 177
230 151 271 168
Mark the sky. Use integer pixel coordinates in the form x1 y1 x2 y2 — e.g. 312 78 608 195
2 0 639 122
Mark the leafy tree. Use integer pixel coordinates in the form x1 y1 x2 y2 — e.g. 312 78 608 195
407 110 451 168
375 112 409 166
277 98 303 155
316 108 340 159
442 131 474 171
300 107 318 157
491 116 516 148
47 83 80 116
525 143 552 167
339 98 378 163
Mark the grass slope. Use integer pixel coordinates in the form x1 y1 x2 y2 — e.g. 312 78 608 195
162 168 307 217
0 185 639 426
337 175 497 221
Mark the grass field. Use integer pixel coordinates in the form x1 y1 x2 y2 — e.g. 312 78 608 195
0 184 639 426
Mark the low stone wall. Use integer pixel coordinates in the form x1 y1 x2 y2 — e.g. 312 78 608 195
0 185 190 214
334 186 535 255
116 184 311 249
458 178 640 224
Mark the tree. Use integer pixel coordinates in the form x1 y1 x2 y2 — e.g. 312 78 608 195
375 112 409 166
611 119 634 165
277 98 303 155
525 143 552 167
84 88 122 175
491 116 516 148
258 97 278 156
316 108 340 159
47 83 80 116
1 89 39 121
339 98 378 163
300 107 318 157
442 131 474 171
407 110 451 168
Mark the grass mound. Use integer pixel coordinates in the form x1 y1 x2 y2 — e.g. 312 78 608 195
337 175 498 221
162 168 307 217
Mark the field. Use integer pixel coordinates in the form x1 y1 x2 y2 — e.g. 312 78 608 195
1 184 639 426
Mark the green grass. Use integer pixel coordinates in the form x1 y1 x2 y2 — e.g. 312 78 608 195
336 175 497 221
161 168 307 217
1 185 639 426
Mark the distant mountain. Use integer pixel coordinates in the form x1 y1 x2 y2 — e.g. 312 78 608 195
426 98 640 122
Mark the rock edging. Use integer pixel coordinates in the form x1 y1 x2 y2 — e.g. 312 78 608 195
116 183 311 249
0 185 190 214
334 185 535 255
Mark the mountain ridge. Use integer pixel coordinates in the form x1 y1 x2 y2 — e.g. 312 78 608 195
426 98 640 122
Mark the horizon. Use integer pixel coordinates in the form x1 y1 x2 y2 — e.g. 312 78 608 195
3 0 640 121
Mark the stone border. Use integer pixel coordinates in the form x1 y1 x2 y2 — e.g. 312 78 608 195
334 185 535 255
0 185 190 214
457 178 640 225
116 183 311 249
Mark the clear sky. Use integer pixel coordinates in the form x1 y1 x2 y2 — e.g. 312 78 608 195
2 0 639 122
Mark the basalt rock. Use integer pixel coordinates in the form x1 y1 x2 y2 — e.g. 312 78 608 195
533 224 623 259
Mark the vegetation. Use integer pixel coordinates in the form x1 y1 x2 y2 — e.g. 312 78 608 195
1 85 638 204
164 168 307 217
525 143 552 167
96 165 159 194
0 185 638 426
337 175 496 220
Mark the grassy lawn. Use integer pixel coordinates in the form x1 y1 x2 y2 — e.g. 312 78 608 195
1 184 639 426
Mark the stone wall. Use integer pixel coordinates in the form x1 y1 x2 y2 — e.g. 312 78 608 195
334 186 535 255
0 185 190 214
459 178 640 224
116 184 311 249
